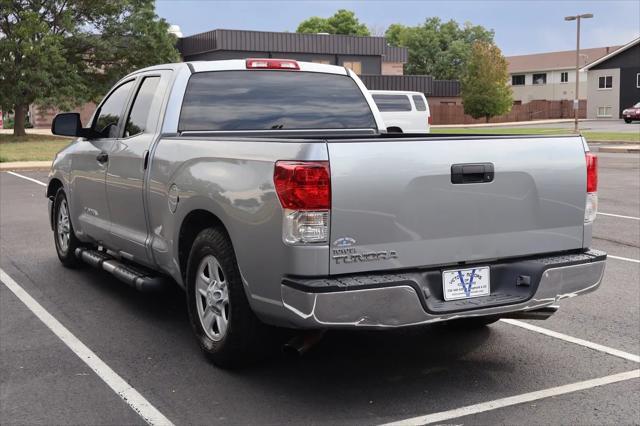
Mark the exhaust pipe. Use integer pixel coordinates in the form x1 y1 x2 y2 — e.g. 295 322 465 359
503 306 559 320
283 330 326 356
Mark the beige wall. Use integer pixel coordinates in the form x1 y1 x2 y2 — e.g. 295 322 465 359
509 69 587 102
586 68 620 119
381 61 404 75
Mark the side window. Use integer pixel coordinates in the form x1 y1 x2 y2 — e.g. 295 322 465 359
94 80 135 138
412 95 427 111
372 94 412 112
125 77 160 137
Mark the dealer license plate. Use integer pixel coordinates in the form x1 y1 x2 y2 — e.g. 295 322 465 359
442 266 490 301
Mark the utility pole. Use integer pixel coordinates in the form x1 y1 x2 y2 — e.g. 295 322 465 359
565 13 593 133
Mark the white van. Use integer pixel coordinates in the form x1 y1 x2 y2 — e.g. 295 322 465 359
369 90 431 133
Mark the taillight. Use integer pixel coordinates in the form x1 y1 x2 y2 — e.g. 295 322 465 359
428 115 432 126
246 58 300 70
274 161 330 244
585 152 598 223
586 152 598 193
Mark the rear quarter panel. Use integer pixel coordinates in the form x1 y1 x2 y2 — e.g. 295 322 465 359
147 137 329 320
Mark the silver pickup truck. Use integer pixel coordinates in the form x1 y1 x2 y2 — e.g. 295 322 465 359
48 59 606 367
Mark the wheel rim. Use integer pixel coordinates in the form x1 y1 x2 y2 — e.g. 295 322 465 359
195 255 229 341
57 199 70 253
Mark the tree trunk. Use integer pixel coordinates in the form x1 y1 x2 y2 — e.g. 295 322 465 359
485 115 490 123
13 103 27 137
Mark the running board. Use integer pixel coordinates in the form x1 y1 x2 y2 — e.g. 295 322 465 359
75 248 166 292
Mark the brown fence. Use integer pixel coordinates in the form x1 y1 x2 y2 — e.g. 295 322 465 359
431 100 587 125
31 103 96 129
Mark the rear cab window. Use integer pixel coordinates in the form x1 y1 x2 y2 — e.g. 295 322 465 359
412 95 427 112
178 70 376 131
371 94 412 112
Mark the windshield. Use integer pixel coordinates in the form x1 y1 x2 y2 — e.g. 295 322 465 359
179 70 376 131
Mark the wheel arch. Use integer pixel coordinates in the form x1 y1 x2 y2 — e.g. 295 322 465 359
178 209 232 282
386 126 403 133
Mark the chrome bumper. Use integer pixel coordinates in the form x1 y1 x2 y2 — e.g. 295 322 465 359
281 250 606 328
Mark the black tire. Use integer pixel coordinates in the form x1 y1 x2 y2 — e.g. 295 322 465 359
445 316 500 329
186 227 267 368
53 188 83 268
624 118 632 123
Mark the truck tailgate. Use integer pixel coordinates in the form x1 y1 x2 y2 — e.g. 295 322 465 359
328 136 587 275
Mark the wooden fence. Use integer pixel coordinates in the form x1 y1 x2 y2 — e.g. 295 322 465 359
431 100 587 125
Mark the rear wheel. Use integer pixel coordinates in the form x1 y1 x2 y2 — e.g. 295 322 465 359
53 189 83 268
624 118 632 123
186 227 267 368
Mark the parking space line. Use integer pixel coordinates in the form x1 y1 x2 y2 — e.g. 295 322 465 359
380 369 640 426
5 171 47 187
501 319 640 363
0 268 174 426
598 212 640 221
607 254 640 264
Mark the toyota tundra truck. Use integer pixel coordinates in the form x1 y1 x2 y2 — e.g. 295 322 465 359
47 59 606 367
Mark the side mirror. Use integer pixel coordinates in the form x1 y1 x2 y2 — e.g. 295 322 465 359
51 112 83 137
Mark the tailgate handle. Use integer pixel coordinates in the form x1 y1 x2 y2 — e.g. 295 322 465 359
451 163 494 184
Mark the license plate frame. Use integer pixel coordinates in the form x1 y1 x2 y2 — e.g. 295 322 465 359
442 266 490 301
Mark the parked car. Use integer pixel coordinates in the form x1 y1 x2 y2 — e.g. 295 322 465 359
48 59 605 368
369 90 431 133
622 102 640 123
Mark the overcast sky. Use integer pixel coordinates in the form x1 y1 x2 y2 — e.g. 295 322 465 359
155 0 639 56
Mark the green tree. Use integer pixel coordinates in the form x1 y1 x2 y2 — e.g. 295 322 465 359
0 0 180 136
385 18 494 79
461 41 512 122
297 9 370 36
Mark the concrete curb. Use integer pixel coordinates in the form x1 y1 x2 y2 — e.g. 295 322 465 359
595 145 640 153
0 161 52 171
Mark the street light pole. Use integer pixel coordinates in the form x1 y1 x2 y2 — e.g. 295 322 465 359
565 13 593 133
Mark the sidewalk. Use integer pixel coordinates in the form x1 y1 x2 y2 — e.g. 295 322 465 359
0 161 52 171
432 119 581 129
0 128 53 135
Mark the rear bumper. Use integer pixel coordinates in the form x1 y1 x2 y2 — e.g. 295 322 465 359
281 249 606 328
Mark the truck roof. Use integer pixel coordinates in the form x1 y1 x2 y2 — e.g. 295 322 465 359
369 90 427 97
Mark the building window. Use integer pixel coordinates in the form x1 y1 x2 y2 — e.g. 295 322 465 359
637 73 640 88
560 72 569 83
342 61 362 75
512 75 525 85
312 60 331 65
532 73 547 85
598 76 613 89
513 100 522 106
597 106 612 117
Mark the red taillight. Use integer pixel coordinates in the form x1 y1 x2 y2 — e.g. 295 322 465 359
428 115 433 125
586 152 598 193
274 161 330 210
246 58 300 70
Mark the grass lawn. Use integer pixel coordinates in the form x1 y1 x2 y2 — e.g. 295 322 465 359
0 134 72 162
432 127 640 142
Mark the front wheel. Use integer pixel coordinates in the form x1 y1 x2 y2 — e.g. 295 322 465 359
624 118 632 123
53 189 83 268
186 227 267 368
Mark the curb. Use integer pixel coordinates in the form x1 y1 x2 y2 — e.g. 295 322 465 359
593 145 640 153
0 161 52 171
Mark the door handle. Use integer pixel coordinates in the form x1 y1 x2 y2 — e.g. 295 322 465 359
96 152 109 164
451 163 494 184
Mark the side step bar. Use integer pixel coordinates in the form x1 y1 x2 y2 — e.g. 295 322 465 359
75 248 166 292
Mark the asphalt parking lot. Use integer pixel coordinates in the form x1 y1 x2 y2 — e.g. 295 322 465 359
473 119 640 133
1 152 639 425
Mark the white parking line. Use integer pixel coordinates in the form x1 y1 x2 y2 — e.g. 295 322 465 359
5 171 46 186
501 319 640 363
598 212 640 221
608 254 640 264
0 268 174 426
380 369 640 426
